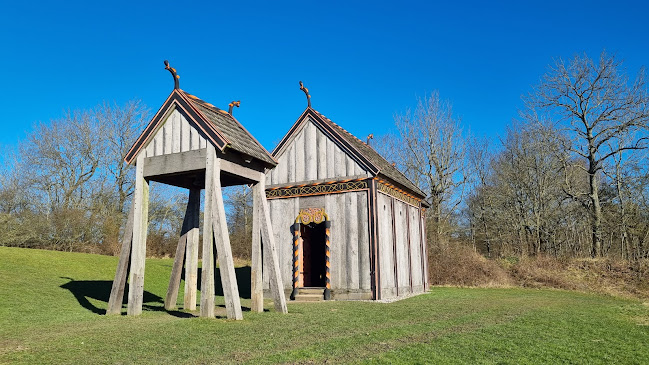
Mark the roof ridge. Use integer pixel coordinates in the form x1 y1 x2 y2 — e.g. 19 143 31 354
182 91 230 115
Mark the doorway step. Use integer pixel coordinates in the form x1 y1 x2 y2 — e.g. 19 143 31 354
292 287 325 302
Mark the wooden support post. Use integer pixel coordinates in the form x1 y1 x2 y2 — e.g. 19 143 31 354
164 188 199 310
256 173 288 314
106 205 135 315
200 145 216 318
184 188 200 310
250 182 264 312
127 154 150 316
164 233 187 310
211 158 244 320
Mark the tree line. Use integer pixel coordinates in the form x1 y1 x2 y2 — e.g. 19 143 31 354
0 101 187 255
1 51 647 263
386 51 649 260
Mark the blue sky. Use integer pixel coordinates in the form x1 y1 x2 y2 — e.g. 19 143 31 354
1 1 647 153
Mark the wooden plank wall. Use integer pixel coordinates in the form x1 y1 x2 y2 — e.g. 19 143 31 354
408 205 424 291
377 193 396 297
264 191 371 294
393 200 410 292
268 119 368 186
376 192 427 298
143 109 207 158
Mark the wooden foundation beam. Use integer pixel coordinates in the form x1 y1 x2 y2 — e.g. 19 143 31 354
250 182 264 312
184 188 200 310
106 205 135 315
127 154 150 316
256 173 288 314
211 158 244 320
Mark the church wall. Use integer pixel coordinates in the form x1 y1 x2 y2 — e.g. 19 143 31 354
376 191 427 299
264 190 372 300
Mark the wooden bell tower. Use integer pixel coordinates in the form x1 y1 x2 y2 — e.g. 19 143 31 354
105 61 287 319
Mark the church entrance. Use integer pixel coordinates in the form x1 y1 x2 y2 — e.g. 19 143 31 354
300 221 326 287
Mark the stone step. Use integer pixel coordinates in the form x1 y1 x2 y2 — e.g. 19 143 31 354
293 293 324 302
298 287 326 295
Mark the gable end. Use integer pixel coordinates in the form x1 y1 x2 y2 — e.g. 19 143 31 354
124 90 230 164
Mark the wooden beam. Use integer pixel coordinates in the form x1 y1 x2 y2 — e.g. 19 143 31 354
127 154 149 316
257 173 288 314
219 158 262 183
200 145 216 318
250 182 264 312
142 149 206 178
368 179 381 300
184 188 200 310
164 230 187 310
106 204 134 315
211 158 244 320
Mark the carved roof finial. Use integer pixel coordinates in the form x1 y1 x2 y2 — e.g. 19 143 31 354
299 80 311 108
164 60 180 89
228 100 241 115
366 134 374 145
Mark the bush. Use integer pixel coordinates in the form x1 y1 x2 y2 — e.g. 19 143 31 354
428 242 512 287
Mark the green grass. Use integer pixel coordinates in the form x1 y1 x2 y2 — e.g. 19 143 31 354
1 246 648 364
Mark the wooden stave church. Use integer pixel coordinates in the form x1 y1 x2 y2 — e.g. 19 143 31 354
264 102 430 301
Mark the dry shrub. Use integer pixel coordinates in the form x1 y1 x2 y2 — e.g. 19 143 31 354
429 243 512 287
428 244 649 300
508 255 649 299
509 255 581 291
146 232 177 258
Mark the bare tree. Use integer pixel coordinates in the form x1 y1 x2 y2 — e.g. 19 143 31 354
224 185 253 260
390 92 469 241
0 100 154 253
96 101 149 213
21 110 104 213
528 51 649 257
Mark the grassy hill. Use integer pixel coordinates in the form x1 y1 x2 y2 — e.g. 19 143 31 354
1 246 648 364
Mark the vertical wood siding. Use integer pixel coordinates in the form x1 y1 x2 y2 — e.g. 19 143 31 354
375 192 428 298
377 193 395 296
408 205 423 288
267 118 368 186
394 200 410 292
143 109 208 158
264 191 370 292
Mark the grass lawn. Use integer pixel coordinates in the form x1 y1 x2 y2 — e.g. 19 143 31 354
1 246 648 364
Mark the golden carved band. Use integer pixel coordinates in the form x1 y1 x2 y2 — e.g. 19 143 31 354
376 180 421 207
266 180 368 199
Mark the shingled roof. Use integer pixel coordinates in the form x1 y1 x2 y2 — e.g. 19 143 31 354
181 91 276 166
273 107 426 199
125 89 276 167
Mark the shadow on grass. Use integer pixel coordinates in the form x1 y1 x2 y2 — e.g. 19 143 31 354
60 266 262 316
59 278 193 317
190 266 252 299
